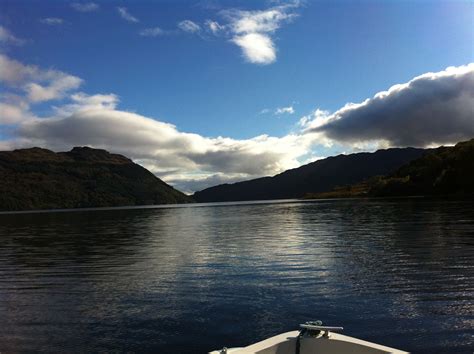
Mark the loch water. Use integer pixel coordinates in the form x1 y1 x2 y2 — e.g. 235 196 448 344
0 198 473 353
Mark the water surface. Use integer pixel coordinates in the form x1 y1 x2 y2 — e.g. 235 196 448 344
1 198 473 353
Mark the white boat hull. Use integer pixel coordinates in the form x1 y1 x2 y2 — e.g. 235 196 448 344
210 330 409 354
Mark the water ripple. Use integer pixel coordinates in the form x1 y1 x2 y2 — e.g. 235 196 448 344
0 198 473 353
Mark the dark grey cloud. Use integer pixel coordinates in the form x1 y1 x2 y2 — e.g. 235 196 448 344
187 149 283 176
311 64 474 147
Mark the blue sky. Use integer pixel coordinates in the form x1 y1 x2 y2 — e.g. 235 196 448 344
0 0 473 192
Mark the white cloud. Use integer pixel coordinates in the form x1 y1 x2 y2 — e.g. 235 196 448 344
166 173 249 195
0 102 32 124
0 54 83 103
139 27 165 37
70 92 118 109
40 18 64 25
2 55 473 193
225 7 297 34
299 108 331 128
53 93 119 116
178 20 201 33
0 53 83 129
71 2 99 12
171 3 299 64
0 55 315 191
117 7 139 23
205 20 223 34
12 109 314 185
309 63 474 147
232 33 276 64
260 105 295 116
0 25 25 45
275 106 294 115
0 54 36 83
220 2 299 64
25 76 82 103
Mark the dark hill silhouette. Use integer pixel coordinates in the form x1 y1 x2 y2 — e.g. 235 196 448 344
370 138 474 197
0 147 192 211
193 147 427 202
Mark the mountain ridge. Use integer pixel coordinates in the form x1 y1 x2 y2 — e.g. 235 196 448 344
0 146 192 211
369 138 474 197
193 147 428 202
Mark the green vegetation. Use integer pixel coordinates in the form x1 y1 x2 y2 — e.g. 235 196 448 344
0 147 193 211
370 139 474 197
303 181 371 199
305 138 474 199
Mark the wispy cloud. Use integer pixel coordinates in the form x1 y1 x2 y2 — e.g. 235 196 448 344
117 7 139 23
0 54 82 123
0 25 25 45
139 27 165 37
178 20 201 33
40 18 64 26
260 105 295 115
0 54 82 104
71 2 99 12
205 20 223 34
53 92 119 117
275 106 295 115
25 77 83 103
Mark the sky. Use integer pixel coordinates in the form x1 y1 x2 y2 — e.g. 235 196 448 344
0 0 473 193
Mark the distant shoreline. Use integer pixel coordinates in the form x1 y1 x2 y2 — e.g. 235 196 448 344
3 195 472 216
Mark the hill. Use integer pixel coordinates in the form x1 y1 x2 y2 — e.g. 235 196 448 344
193 147 427 202
369 139 474 197
0 147 192 211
